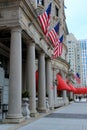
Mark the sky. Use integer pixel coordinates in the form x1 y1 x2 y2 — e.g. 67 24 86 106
64 0 87 40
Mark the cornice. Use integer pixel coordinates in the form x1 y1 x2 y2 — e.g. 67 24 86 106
0 0 21 8
52 56 70 71
57 57 70 68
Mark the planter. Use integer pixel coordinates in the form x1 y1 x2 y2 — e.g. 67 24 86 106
22 98 30 119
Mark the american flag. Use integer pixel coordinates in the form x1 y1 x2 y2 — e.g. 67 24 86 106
52 35 63 59
74 73 81 84
38 3 52 35
47 22 60 46
59 35 63 56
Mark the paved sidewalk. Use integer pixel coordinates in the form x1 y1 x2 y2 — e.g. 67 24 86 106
1 102 87 130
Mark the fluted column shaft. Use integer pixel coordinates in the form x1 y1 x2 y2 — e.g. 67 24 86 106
7 27 22 119
46 59 54 109
54 85 57 106
22 62 27 91
38 52 46 111
63 90 67 99
27 42 37 116
60 71 67 99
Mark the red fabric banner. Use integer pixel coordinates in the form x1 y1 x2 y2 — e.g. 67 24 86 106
74 87 87 94
57 74 71 91
68 83 76 93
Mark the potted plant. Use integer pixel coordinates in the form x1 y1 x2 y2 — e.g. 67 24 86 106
22 91 30 102
22 91 29 97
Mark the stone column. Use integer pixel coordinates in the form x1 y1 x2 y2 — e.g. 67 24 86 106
26 42 37 117
61 71 69 105
22 62 27 91
63 90 67 99
54 84 58 107
38 52 47 112
46 59 54 109
53 69 59 107
6 27 23 123
70 92 74 100
60 70 67 99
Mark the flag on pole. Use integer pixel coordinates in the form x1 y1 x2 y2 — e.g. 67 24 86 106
52 42 60 59
74 73 81 84
47 22 60 46
38 3 52 35
52 35 63 59
59 35 63 56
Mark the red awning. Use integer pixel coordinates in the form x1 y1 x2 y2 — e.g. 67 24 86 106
57 74 71 91
74 87 87 94
68 83 76 93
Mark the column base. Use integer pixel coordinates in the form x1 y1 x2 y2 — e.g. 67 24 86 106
3 114 25 124
64 98 69 105
38 108 49 113
30 112 39 117
49 106 54 110
3 117 25 124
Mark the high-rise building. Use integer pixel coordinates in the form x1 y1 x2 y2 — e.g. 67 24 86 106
76 42 82 86
66 33 77 73
79 39 87 86
66 35 87 87
66 33 82 87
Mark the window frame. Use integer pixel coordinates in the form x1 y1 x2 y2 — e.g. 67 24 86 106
55 5 59 17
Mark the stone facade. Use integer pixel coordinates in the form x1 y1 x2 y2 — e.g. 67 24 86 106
0 0 70 123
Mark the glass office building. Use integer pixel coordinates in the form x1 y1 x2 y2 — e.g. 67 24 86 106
79 39 87 86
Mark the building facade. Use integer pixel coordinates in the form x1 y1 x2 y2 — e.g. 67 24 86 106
66 33 77 73
76 41 82 86
66 33 82 87
0 0 70 123
79 39 87 87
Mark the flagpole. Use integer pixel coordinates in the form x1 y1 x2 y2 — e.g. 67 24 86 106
28 2 52 27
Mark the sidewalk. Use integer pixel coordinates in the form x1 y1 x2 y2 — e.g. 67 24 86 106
1 102 87 130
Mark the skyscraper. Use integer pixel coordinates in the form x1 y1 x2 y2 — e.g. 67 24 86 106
79 39 87 86
66 33 77 73
66 33 82 87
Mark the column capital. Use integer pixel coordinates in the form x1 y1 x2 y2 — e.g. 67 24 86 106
11 26 22 33
26 40 35 47
39 51 45 56
46 58 52 62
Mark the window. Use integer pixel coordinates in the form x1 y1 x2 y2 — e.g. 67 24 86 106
37 0 44 6
68 41 71 43
55 6 59 17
